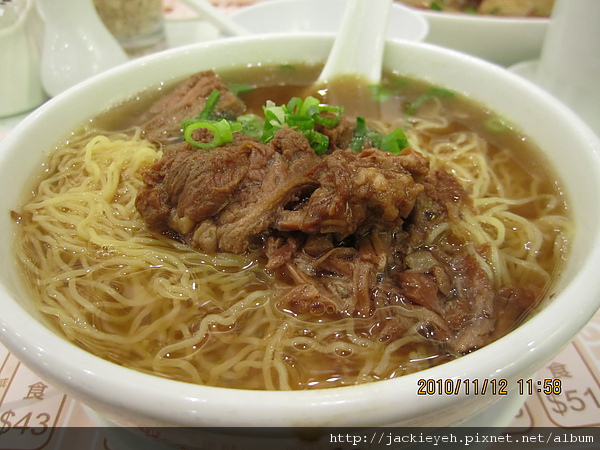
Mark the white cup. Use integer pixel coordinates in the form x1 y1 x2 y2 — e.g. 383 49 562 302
535 0 600 135
0 0 46 118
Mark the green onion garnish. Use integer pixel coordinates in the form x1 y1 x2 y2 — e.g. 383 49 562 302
350 117 367 151
235 114 264 138
370 85 391 103
368 128 410 154
198 89 221 120
229 83 254 96
304 130 329 154
260 96 343 148
181 92 408 155
406 87 454 116
183 119 242 149
278 64 297 74
182 90 245 149
350 117 409 154
314 104 344 127
484 116 512 133
378 128 410 154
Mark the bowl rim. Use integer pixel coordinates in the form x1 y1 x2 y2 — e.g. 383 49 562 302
1 33 599 428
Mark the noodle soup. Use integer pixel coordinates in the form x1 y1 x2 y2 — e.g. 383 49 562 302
12 65 571 391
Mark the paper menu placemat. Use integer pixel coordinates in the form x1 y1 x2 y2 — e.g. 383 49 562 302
1 1 599 446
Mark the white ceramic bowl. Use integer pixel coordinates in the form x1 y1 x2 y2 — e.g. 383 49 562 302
230 0 429 42
417 9 549 66
1 34 600 443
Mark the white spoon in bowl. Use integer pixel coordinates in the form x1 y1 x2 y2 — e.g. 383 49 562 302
37 0 128 97
317 0 393 85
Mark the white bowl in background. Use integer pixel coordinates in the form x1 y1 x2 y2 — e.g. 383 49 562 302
418 9 549 66
230 0 429 42
0 34 599 445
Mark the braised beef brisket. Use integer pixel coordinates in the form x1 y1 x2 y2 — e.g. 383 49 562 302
136 128 322 253
139 70 246 144
135 71 530 355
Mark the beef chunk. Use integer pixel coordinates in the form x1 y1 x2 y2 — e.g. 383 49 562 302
275 148 429 239
443 252 496 353
139 70 246 144
137 128 319 253
316 116 356 150
407 168 475 246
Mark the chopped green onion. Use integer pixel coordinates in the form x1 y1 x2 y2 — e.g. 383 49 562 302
278 64 297 74
379 128 409 154
180 93 407 156
198 89 221 120
183 119 242 149
485 116 512 133
429 2 442 11
350 117 367 151
259 96 343 149
285 97 303 115
261 103 286 143
286 114 315 131
349 117 409 154
229 83 254 96
303 130 329 154
314 104 344 127
235 114 264 138
406 87 454 116
369 78 410 103
302 97 320 114
289 96 319 116
369 84 394 103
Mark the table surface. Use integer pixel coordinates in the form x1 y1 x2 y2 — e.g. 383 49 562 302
0 1 599 447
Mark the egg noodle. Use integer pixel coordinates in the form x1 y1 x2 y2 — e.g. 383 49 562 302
13 90 571 390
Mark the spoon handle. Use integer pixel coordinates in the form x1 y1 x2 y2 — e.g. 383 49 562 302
318 0 393 84
179 0 249 36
